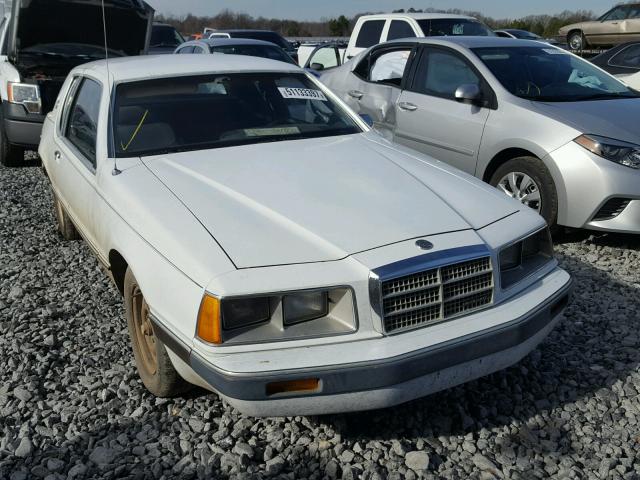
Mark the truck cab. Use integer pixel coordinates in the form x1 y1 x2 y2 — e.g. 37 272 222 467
0 0 154 167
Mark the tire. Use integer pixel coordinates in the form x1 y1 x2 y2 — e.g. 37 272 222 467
52 192 80 240
0 112 25 167
567 31 585 51
489 156 559 230
124 268 191 397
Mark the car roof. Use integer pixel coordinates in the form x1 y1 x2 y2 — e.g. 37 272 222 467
196 38 279 47
76 54 300 84
387 36 549 49
358 13 477 21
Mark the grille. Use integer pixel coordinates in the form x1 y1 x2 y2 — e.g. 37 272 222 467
380 257 494 334
593 198 631 221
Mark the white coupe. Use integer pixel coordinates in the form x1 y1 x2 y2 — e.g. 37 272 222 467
39 55 572 416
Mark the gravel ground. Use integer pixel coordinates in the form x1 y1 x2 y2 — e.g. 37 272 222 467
1 158 639 480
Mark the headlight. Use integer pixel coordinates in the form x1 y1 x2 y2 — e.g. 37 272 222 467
500 227 554 289
8 82 41 114
196 288 356 345
575 134 640 169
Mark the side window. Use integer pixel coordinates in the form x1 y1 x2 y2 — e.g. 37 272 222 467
65 78 101 168
610 44 640 68
355 20 386 49
387 20 416 41
193 46 204 54
412 49 480 99
603 6 628 21
178 46 195 54
628 7 640 19
368 49 412 86
308 46 339 70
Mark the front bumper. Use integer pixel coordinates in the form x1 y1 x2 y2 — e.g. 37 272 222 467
2 103 44 148
152 269 573 416
548 142 640 233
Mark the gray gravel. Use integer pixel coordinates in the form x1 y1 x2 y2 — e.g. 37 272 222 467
1 159 640 479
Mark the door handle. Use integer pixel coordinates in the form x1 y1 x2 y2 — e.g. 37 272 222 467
348 90 364 100
54 151 62 162
399 102 418 112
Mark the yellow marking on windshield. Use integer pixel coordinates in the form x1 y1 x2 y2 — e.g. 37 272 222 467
120 109 149 151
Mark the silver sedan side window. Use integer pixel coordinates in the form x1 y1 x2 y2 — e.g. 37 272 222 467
413 49 480 99
369 50 412 86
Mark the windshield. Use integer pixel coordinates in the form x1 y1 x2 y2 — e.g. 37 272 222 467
113 73 361 157
473 46 638 102
151 25 184 48
417 19 495 37
211 44 296 64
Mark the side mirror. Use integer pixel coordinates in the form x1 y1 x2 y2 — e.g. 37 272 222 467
455 84 482 105
359 113 374 127
310 62 325 71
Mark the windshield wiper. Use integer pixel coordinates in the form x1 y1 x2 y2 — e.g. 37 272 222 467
573 92 639 101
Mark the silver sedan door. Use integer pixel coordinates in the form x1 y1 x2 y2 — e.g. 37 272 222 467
394 46 493 174
342 44 415 138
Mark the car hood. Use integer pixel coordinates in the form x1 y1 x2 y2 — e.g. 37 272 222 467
145 133 518 269
528 98 640 144
9 0 154 62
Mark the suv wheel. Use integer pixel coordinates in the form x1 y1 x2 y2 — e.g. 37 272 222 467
124 268 191 398
490 157 558 229
568 31 585 51
0 113 25 167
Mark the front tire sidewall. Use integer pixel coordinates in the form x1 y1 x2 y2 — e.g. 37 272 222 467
568 32 584 51
490 157 559 229
124 268 189 398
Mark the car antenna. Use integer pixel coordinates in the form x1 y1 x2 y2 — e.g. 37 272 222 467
102 0 121 176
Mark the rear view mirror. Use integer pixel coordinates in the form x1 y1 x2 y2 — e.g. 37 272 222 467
310 62 325 71
455 84 482 104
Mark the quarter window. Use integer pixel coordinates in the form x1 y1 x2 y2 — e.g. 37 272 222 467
65 78 101 167
387 20 416 41
610 44 640 69
178 46 195 54
368 49 412 86
413 49 480 99
355 20 385 48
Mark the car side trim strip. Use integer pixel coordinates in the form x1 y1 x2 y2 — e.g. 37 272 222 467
149 314 192 365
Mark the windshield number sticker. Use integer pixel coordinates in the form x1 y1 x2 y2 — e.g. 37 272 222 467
244 127 301 137
278 87 327 101
543 48 567 55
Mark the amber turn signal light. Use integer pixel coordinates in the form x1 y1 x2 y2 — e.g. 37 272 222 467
266 378 320 396
197 294 222 344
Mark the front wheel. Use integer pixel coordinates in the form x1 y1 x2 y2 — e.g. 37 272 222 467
567 31 585 51
489 157 558 229
124 268 191 398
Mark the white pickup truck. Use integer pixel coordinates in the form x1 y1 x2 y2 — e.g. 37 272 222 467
0 0 153 167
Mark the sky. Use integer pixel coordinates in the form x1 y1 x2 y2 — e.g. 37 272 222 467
145 0 609 21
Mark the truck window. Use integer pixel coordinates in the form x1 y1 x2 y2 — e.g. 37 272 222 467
355 20 386 49
387 20 416 41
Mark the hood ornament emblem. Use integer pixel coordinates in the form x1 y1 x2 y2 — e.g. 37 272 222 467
415 239 434 251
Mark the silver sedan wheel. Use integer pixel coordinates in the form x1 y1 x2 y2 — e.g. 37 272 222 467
497 172 542 212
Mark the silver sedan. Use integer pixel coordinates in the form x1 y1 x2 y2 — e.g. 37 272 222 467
321 37 640 233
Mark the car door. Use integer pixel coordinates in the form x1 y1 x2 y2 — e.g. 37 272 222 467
394 46 493 174
305 44 341 72
342 44 416 137
588 5 629 46
624 5 640 42
51 76 102 251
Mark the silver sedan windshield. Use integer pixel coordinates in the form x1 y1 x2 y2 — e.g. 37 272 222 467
473 46 639 102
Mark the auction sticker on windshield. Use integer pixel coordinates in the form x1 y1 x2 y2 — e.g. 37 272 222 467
244 127 301 137
278 87 327 101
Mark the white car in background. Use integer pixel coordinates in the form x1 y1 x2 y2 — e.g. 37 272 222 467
39 55 572 416
344 12 495 60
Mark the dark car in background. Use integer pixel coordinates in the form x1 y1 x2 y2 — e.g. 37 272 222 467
206 29 298 62
149 22 184 54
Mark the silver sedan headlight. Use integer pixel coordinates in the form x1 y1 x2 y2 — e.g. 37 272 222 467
499 227 554 289
575 134 640 169
197 287 356 345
